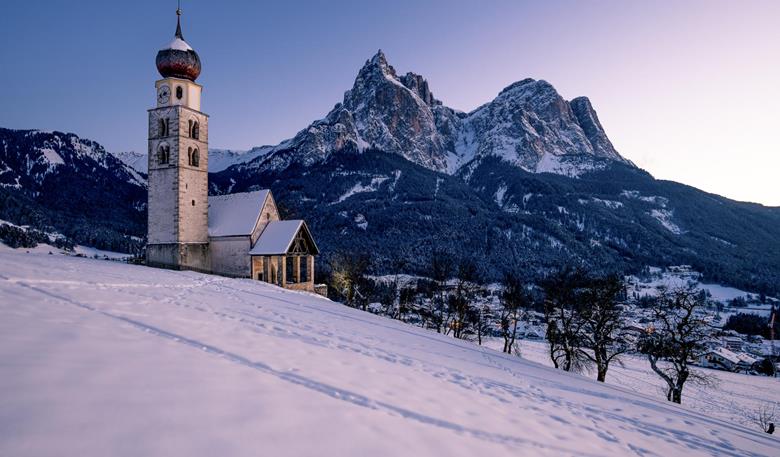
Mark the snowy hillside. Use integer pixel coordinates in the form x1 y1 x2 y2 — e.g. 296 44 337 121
484 338 780 431
0 250 775 457
0 128 147 253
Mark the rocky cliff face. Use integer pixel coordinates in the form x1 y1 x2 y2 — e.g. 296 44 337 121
235 50 629 178
240 51 455 174
454 79 628 176
570 96 622 160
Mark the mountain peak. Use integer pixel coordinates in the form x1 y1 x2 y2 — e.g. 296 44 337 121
369 49 388 66
362 49 396 79
498 78 538 95
496 78 559 101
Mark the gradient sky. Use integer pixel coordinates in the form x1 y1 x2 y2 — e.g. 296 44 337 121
1 1 778 205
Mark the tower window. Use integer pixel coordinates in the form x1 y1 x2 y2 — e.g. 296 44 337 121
157 143 170 165
192 121 200 140
176 86 184 100
192 200 195 206
192 148 200 167
187 147 200 167
188 120 193 138
159 118 169 137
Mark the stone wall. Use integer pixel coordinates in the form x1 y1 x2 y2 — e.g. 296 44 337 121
210 236 251 278
147 106 180 244
148 102 210 250
147 242 210 272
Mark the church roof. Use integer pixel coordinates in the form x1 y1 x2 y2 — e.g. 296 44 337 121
208 190 270 237
156 7 201 81
250 220 320 256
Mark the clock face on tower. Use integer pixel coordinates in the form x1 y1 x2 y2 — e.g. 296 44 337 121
157 85 170 104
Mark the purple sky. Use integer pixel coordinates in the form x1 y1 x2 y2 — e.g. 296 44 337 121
1 1 778 205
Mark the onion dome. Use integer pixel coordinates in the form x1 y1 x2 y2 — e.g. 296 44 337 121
156 8 201 81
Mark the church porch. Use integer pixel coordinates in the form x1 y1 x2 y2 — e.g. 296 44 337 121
249 220 320 294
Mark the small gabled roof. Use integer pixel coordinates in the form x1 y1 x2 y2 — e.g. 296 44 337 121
208 190 269 237
250 220 320 256
709 348 741 364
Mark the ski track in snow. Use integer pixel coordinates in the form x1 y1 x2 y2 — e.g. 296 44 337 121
0 251 777 457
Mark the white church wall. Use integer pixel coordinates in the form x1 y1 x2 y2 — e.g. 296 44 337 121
177 167 209 243
156 78 202 111
147 168 177 244
210 236 252 277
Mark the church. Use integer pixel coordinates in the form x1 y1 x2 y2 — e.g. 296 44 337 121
145 8 321 294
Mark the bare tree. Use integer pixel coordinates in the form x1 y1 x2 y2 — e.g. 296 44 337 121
415 279 437 329
542 268 591 373
374 280 397 316
500 271 532 355
329 252 371 310
429 249 454 333
745 402 777 433
473 302 493 345
397 285 417 322
579 275 630 382
637 286 715 404
449 259 478 340
387 254 409 319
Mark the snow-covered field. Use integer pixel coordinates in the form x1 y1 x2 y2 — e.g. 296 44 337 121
1 250 777 456
484 339 780 431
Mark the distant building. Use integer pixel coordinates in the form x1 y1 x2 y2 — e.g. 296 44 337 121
721 336 744 352
145 8 321 294
699 348 757 373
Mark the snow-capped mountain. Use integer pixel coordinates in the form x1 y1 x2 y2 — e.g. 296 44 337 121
112 151 148 175
117 50 628 180
454 80 629 177
0 128 146 253
234 50 630 178
1 129 145 190
238 51 455 174
113 146 274 174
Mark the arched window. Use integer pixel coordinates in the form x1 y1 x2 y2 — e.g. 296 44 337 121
159 118 169 137
188 120 193 138
176 86 183 100
192 148 200 167
192 121 200 140
157 143 170 165
187 147 193 166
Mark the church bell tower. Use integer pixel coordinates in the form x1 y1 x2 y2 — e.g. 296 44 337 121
146 6 210 271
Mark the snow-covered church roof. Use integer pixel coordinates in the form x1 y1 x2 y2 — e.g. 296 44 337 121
208 190 270 237
161 37 193 52
250 220 319 256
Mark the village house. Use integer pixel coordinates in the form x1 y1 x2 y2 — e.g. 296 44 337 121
720 335 745 352
699 348 758 373
144 8 322 294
